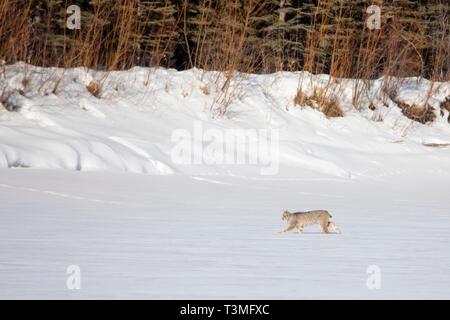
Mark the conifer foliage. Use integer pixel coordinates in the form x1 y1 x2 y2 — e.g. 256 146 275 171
0 0 448 80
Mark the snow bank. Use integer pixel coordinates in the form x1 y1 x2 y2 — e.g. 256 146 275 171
0 63 449 178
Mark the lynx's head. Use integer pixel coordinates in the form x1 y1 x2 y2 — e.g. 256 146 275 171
282 210 291 221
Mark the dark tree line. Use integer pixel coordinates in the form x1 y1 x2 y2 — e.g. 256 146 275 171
0 0 448 80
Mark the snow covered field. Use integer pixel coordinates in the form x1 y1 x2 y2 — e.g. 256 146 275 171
1 169 449 299
0 64 449 299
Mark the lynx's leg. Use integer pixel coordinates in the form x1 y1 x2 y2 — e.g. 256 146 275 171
328 221 342 234
279 224 296 234
320 222 330 234
297 225 304 234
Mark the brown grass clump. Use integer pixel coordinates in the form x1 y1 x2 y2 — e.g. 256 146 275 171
293 89 313 107
294 88 343 118
395 100 436 124
440 96 450 111
383 81 438 124
440 96 450 123
86 80 102 98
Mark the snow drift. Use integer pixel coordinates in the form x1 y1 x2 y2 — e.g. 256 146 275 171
1 62 449 178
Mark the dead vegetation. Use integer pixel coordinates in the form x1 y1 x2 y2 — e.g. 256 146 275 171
423 142 450 148
294 88 343 118
200 84 210 95
86 80 102 98
440 96 450 123
382 80 439 124
0 0 447 80
394 100 437 124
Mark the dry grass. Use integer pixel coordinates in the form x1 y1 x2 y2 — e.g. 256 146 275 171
440 96 450 112
86 80 102 98
379 78 439 125
294 88 343 118
440 96 450 123
293 89 314 108
394 100 436 124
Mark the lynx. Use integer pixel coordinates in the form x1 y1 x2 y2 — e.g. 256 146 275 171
280 210 341 234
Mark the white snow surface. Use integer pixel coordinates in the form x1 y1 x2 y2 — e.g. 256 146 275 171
0 63 449 299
